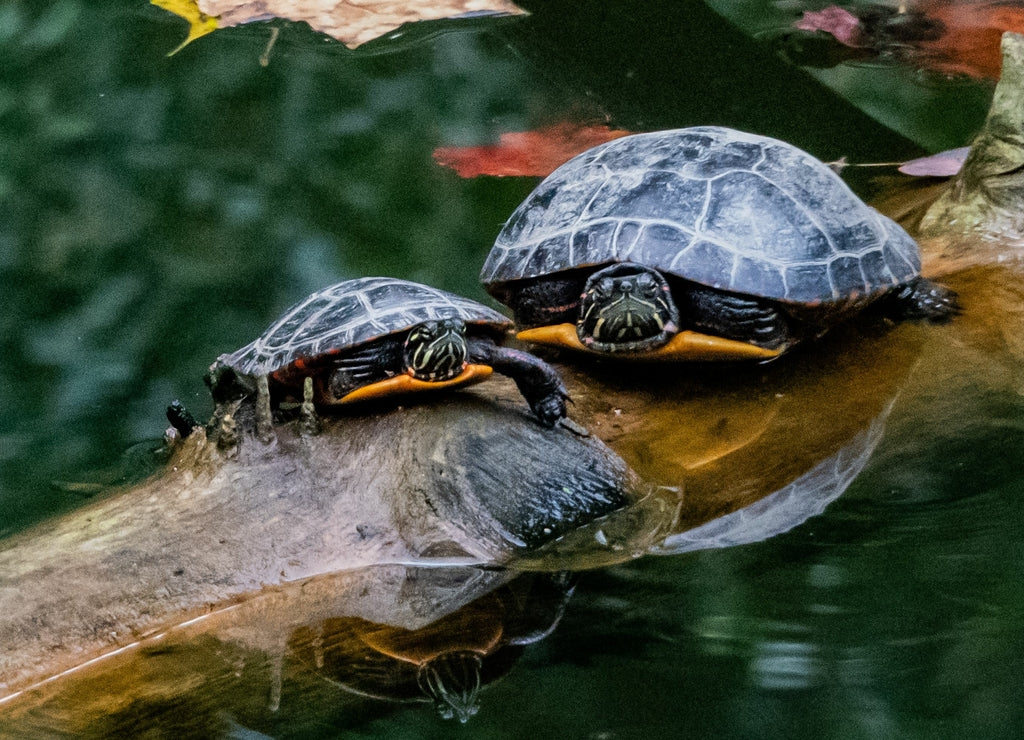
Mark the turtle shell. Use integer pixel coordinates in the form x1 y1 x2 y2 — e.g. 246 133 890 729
480 126 921 307
222 277 511 377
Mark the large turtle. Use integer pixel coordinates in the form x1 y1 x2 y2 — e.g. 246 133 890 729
480 126 960 360
206 277 568 428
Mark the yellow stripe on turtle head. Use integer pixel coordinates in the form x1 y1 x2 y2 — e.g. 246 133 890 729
337 364 493 404
516 323 782 361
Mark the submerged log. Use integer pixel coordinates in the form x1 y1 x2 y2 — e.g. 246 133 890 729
0 387 652 702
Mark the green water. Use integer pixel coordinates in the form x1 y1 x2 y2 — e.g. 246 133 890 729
2 0 1022 737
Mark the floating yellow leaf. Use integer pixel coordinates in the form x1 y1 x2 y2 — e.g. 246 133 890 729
152 0 219 54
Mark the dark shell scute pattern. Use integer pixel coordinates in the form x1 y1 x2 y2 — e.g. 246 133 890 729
481 126 922 305
223 277 510 376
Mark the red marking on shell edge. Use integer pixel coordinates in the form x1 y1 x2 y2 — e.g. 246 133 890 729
544 302 578 314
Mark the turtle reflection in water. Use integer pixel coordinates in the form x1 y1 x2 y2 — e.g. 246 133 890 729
481 126 959 361
203 277 568 433
292 572 574 723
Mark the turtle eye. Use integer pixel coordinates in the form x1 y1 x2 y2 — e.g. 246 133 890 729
440 317 464 333
598 278 616 296
637 273 659 296
420 321 439 336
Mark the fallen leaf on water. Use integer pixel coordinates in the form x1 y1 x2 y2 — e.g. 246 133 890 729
916 0 1024 80
153 0 526 51
152 0 219 53
898 146 971 177
795 5 863 47
788 1 1024 80
433 122 633 178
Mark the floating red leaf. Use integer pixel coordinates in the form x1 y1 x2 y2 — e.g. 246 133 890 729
916 0 1024 80
788 1 1024 80
433 122 632 178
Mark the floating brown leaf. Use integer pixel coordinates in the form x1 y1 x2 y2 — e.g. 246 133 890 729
155 0 526 51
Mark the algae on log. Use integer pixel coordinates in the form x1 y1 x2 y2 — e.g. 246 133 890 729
921 32 1024 239
0 387 650 699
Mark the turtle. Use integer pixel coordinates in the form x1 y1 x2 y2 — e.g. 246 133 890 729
480 126 960 361
206 277 568 429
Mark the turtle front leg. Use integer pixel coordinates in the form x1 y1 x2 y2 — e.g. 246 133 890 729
508 276 585 329
680 285 792 350
886 277 961 322
467 338 568 427
299 376 320 436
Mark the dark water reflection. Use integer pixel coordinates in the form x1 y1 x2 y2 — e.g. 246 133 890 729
3 0 1024 737
2 566 575 736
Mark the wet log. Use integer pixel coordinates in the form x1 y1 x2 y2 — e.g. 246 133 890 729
0 386 645 700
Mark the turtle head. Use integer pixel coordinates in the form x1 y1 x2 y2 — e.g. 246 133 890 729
417 651 483 723
576 263 680 352
404 318 468 382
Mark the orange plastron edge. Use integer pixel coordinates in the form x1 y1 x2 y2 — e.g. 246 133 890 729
337 364 493 404
516 324 782 361
355 593 505 665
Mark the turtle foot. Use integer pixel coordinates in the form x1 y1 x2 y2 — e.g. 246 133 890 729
166 400 200 439
530 390 569 428
213 405 239 455
892 277 961 323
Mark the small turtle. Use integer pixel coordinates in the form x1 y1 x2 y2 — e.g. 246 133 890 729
480 126 959 360
207 277 568 428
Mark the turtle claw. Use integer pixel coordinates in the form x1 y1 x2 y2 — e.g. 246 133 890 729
558 416 590 437
255 374 276 444
299 376 320 437
213 404 239 454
